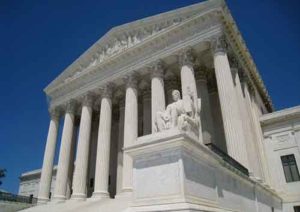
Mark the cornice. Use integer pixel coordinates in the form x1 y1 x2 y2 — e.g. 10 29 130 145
44 0 274 113
260 106 300 126
219 4 274 112
44 0 223 95
48 13 222 108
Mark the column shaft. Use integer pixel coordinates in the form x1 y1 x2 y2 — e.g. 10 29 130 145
53 105 75 201
93 88 113 199
120 75 138 196
180 49 198 115
38 111 59 203
213 44 249 167
233 70 260 177
71 96 93 200
66 124 77 199
151 62 165 133
179 48 201 140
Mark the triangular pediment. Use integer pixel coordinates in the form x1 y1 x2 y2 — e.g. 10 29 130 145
45 0 223 92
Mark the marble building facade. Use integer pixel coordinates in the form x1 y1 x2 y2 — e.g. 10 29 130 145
19 0 300 211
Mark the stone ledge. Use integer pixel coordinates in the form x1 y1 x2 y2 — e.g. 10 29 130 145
126 130 282 211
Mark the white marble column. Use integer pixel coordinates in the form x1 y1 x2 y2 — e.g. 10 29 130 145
119 73 138 197
151 60 166 133
179 48 198 108
238 72 264 178
179 47 202 141
195 67 215 144
53 101 76 201
38 109 60 204
211 36 249 168
231 66 256 175
66 121 78 199
248 82 271 183
71 94 93 200
92 84 113 199
116 97 125 195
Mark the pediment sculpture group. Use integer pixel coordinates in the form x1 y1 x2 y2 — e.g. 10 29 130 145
154 88 201 136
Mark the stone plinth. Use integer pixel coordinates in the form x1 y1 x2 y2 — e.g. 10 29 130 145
125 130 282 212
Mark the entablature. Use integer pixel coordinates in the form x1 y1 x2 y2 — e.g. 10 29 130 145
45 0 274 112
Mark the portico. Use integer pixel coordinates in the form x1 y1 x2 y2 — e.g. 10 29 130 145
34 1 281 211
38 37 264 202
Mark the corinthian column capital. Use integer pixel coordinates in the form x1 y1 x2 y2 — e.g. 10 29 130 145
179 47 195 67
65 100 77 114
49 108 60 120
82 93 94 107
150 60 164 78
123 72 139 89
100 83 114 99
210 35 228 53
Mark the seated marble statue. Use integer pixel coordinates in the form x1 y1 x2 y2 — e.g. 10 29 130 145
154 89 201 134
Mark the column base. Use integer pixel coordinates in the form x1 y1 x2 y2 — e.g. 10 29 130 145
51 195 66 203
37 197 49 204
91 191 110 200
70 193 86 201
115 188 133 200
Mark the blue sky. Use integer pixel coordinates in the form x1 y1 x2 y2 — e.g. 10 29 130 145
0 0 299 194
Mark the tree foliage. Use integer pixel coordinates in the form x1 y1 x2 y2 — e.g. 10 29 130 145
0 169 6 186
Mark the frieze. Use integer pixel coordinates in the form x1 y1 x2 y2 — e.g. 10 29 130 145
48 10 221 108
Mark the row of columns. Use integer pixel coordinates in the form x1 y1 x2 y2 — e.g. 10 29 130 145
38 35 262 203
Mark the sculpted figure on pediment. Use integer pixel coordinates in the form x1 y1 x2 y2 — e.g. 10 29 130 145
120 35 128 48
154 89 201 134
98 50 105 63
81 21 183 72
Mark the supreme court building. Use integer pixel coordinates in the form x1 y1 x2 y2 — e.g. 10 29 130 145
20 0 300 211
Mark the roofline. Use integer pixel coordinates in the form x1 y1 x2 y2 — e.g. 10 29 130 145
43 0 273 111
19 165 57 178
260 105 300 126
44 0 218 93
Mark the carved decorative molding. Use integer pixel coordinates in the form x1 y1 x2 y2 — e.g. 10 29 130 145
65 100 77 114
82 93 94 107
100 83 114 99
179 47 195 67
47 11 221 108
123 72 139 89
210 34 228 53
44 1 273 113
150 60 164 79
49 108 60 120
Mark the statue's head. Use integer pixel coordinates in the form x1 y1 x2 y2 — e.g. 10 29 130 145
172 90 181 101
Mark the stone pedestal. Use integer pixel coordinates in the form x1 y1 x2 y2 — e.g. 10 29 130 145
125 130 282 212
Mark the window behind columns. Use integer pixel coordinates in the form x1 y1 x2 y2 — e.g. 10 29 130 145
281 154 300 183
